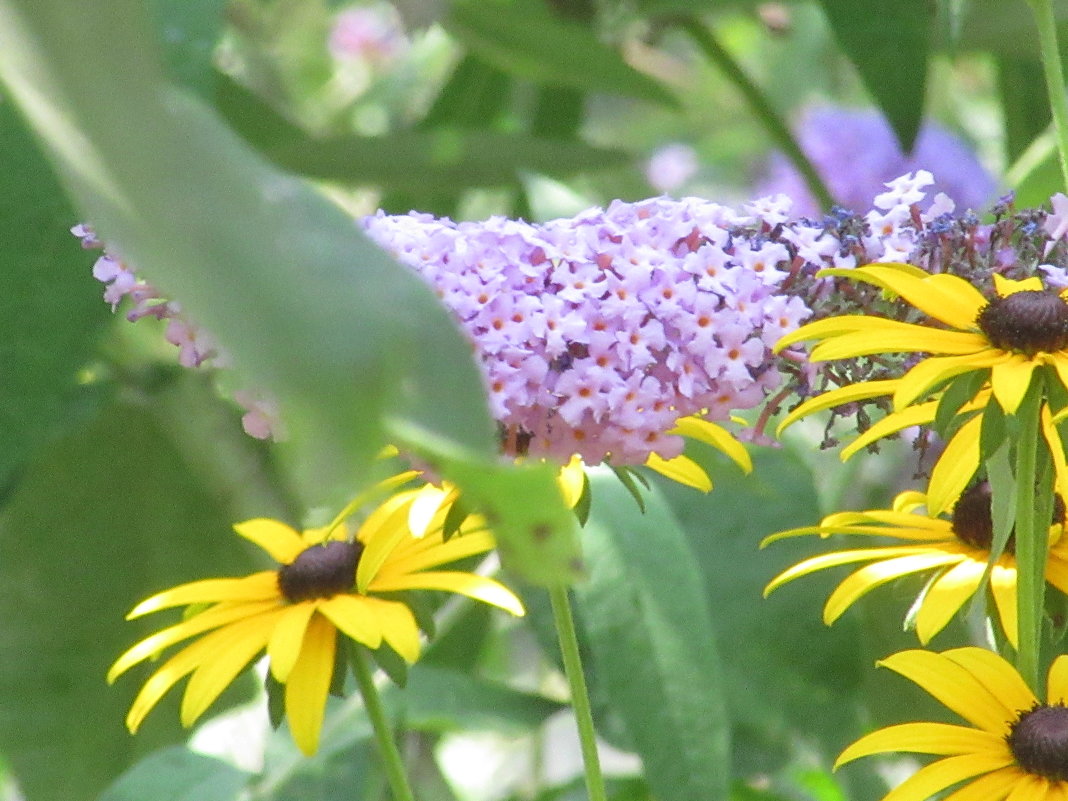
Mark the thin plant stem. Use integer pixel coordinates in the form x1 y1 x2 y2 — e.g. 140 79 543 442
549 584 607 801
679 18 837 211
1028 0 1068 192
350 644 417 801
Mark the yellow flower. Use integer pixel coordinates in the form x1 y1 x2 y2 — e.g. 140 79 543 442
838 647 1068 801
108 475 524 755
645 416 753 491
763 484 1068 647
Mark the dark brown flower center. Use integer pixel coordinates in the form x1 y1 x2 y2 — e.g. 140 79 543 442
1008 704 1068 781
277 540 362 603
951 481 1065 553
976 290 1068 356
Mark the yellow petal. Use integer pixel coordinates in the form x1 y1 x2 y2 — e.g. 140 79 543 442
1047 654 1068 704
915 560 984 644
810 326 988 361
852 266 989 330
285 614 336 756
1047 354 1068 398
232 519 306 564
557 456 587 509
356 492 417 592
267 602 317 682
824 552 965 623
109 600 278 681
383 530 497 576
669 417 752 473
777 379 901 435
880 753 1015 801
317 595 383 650
927 416 983 517
988 561 1020 648
1041 407 1068 503
645 453 711 492
835 722 1004 764
990 357 1039 414
362 597 420 662
841 400 938 460
942 767 1030 801
763 545 942 597
994 273 1043 295
371 571 525 616
128 572 280 618
892 351 1003 410
408 484 456 538
1005 774 1052 801
878 649 1027 734
943 646 1035 715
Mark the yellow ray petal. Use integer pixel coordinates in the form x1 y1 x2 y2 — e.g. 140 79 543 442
994 273 1043 295
645 453 711 491
1041 406 1068 503
1047 654 1068 704
942 768 1030 801
763 545 944 596
988 561 1020 648
850 266 989 330
128 572 280 618
407 484 456 538
943 646 1035 715
285 614 336 756
990 357 1040 414
824 552 965 623
927 415 983 517
915 560 985 644
557 456 587 508
267 602 317 682
669 417 752 473
382 530 497 575
777 379 901 435
1047 354 1068 398
362 597 420 662
835 722 1005 764
371 571 524 616
810 327 988 361
180 614 278 727
232 519 305 563
1005 774 1052 801
892 351 1003 410
356 493 417 592
841 400 938 460
880 753 1016 801
109 600 279 681
878 650 1025 734
317 595 383 650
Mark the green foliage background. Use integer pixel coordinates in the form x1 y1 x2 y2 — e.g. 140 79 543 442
0 0 1058 799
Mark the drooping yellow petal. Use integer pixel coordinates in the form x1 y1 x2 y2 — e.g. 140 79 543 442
1041 406 1068 503
834 722 1004 763
777 379 901 435
267 602 317 682
763 545 944 597
988 561 1020 648
180 612 279 727
850 266 989 330
943 647 1035 715
1046 654 1068 704
371 571 524 616
109 600 279 681
878 650 1024 734
824 552 966 623
1046 354 1068 399
556 456 587 509
669 417 752 473
879 752 1015 801
232 519 306 563
361 597 420 662
892 351 1003 410
927 415 983 517
915 560 984 644
285 614 336 756
127 572 280 618
645 453 711 491
841 400 938 460
317 595 383 650
942 768 1030 801
993 273 1043 296
990 357 1040 414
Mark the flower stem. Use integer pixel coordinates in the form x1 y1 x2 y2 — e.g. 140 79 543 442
350 645 417 801
679 18 836 211
548 584 607 801
1013 381 1049 691
1027 0 1068 192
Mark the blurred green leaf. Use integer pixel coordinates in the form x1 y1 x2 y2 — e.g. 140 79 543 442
996 55 1051 165
0 400 260 801
575 469 729 801
148 0 226 97
444 0 679 108
98 747 251 801
0 0 502 507
816 0 930 150
0 100 110 493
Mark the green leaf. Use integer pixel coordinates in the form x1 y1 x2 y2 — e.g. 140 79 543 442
147 0 226 97
0 401 261 801
934 371 986 438
574 468 729 801
0 99 110 492
0 0 503 508
816 0 931 150
996 55 1052 164
444 0 678 108
97 747 251 801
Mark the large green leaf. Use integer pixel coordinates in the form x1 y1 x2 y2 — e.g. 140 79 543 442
574 469 729 801
97 747 251 801
0 99 109 493
147 0 226 97
444 0 678 108
0 400 261 801
996 55 1052 165
816 0 930 151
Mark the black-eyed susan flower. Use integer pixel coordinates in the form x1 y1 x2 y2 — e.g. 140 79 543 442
838 647 1068 801
108 476 524 755
763 483 1068 647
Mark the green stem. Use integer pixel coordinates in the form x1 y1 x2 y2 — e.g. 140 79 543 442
350 645 417 801
679 18 837 211
1013 382 1049 692
1028 0 1068 192
549 584 607 801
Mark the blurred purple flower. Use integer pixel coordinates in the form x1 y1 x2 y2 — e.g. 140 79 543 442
645 143 699 194
758 106 996 217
